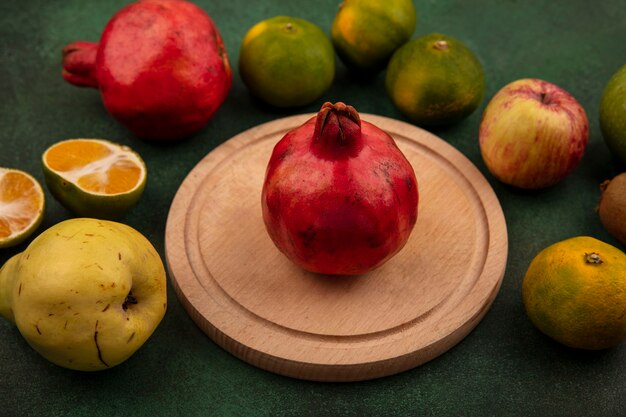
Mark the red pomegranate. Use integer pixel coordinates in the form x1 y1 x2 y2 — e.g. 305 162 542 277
262 102 419 275
62 0 232 140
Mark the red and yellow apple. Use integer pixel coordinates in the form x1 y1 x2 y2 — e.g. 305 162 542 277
479 78 589 189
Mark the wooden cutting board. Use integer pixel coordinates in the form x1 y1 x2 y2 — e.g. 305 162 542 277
164 113 508 382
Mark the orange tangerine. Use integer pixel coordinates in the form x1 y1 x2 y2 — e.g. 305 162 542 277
522 236 626 350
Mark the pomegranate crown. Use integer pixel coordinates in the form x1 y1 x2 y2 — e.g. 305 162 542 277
313 102 362 146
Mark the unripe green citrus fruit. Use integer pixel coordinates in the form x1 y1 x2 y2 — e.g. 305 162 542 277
600 64 626 164
239 16 335 108
331 0 417 73
385 33 485 126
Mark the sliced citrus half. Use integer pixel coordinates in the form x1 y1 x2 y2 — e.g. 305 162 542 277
42 139 146 220
0 168 45 248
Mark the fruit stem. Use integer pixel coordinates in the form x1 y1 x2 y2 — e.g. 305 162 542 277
313 102 362 148
122 291 138 311
434 40 449 51
600 179 611 193
585 252 603 264
62 41 99 88
0 254 21 323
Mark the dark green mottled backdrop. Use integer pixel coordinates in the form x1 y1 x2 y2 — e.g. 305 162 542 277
1 0 625 416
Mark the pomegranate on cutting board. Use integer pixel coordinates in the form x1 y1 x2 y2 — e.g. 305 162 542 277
262 102 419 275
164 107 508 381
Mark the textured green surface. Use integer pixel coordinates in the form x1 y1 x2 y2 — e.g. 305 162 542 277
1 0 625 416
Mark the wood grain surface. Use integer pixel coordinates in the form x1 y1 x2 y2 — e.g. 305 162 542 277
164 113 508 382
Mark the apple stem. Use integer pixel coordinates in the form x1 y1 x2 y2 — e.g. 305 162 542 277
538 91 556 105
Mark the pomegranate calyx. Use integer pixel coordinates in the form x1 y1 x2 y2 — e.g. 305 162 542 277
313 102 362 147
62 41 99 88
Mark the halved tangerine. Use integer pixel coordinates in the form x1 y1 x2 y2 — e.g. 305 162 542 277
0 168 45 248
42 139 146 220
